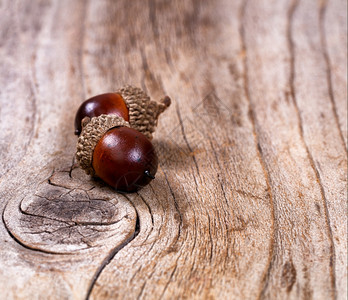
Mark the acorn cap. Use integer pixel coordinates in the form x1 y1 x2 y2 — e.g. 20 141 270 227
76 114 130 175
117 85 171 140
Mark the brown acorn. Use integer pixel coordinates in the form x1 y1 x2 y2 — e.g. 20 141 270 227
92 127 158 192
74 93 129 136
76 114 158 192
74 85 171 139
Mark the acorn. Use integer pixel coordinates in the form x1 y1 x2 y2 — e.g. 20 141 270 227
74 85 171 139
74 93 129 135
76 114 158 192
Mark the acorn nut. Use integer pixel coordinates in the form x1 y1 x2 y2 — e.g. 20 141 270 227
92 126 158 192
76 114 158 192
75 86 170 192
74 85 171 139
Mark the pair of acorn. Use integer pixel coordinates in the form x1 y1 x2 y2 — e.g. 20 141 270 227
74 86 171 192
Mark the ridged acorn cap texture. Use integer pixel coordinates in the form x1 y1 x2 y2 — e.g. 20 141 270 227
76 114 130 175
117 85 171 140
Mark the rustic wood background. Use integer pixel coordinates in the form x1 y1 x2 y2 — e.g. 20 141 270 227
0 0 346 299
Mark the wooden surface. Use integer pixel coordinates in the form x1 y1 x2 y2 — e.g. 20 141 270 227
0 0 347 299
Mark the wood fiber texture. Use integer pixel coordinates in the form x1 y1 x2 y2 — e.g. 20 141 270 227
0 0 346 299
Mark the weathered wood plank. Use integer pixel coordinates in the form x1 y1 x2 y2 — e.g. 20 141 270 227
86 1 274 298
323 0 347 147
291 1 347 298
0 0 346 299
0 1 137 299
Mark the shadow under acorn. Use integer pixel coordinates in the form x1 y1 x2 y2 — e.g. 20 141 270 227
152 139 201 171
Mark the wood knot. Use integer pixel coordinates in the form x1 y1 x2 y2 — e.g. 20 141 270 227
3 166 137 254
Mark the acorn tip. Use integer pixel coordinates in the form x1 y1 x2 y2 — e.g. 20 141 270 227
144 170 155 179
161 96 171 107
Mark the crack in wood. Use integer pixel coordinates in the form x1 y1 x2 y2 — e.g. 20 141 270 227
319 0 347 152
286 0 337 298
239 1 277 299
85 212 140 300
281 260 297 292
175 104 201 177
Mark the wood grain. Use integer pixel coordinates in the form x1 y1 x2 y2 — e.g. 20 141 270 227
0 0 346 299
